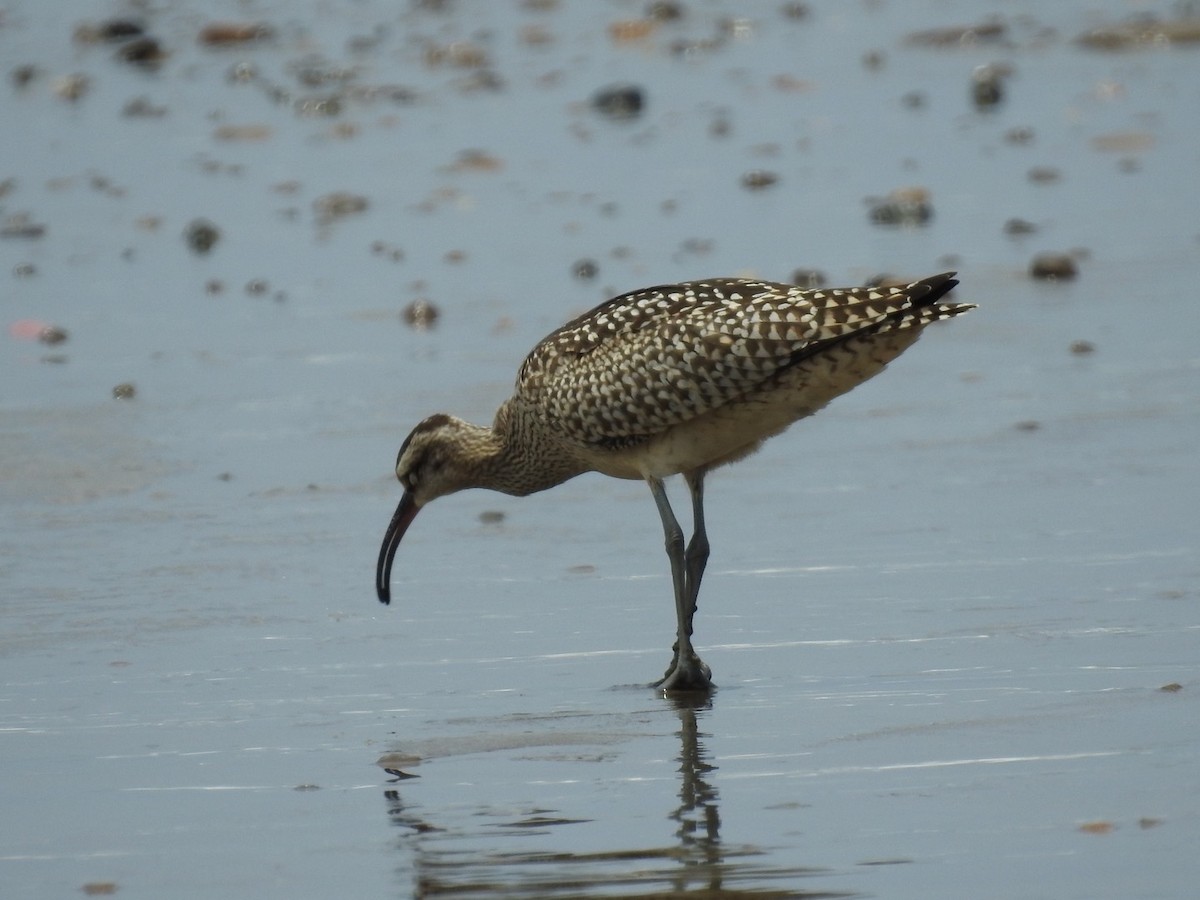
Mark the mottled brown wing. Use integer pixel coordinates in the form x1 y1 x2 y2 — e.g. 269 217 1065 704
517 274 965 447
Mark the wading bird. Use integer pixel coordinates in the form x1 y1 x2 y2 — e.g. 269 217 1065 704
376 272 972 692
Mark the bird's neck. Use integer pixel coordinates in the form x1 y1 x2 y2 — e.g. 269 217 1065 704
478 400 587 497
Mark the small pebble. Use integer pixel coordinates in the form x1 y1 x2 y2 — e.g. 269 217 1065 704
479 510 505 524
970 63 1007 109
1069 340 1095 355
592 84 644 120
868 187 933 226
741 170 779 190
1029 253 1078 280
112 383 137 400
402 299 440 330
1027 166 1062 184
184 219 220 254
572 259 598 280
1003 217 1038 236
244 279 269 296
38 325 69 345
117 36 167 69
314 192 368 223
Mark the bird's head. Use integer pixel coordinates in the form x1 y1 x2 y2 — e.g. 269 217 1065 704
375 414 490 605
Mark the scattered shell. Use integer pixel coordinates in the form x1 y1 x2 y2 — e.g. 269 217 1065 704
1003 217 1038 236
790 268 826 288
906 21 1007 47
81 883 118 896
1090 131 1154 154
1077 18 1200 51
446 149 503 172
213 124 273 142
13 262 37 278
868 186 933 226
314 192 368 224
199 23 275 46
741 170 779 190
1078 821 1115 835
0 213 47 239
183 219 221 254
591 83 645 120
244 279 269 296
609 19 657 43
1027 166 1062 184
1029 253 1078 280
122 96 167 118
402 299 440 330
75 19 144 43
424 40 489 68
112 383 137 400
53 73 91 102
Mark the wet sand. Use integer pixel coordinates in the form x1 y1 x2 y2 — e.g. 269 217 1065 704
3 2 1198 897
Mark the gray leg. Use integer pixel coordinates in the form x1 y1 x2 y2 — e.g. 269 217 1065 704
647 476 713 692
683 469 710 635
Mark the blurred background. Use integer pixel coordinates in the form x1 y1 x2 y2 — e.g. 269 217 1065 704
3 2 1198 898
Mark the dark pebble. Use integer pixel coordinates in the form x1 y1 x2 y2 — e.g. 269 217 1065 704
1027 166 1061 184
1003 217 1038 236
478 510 505 524
38 325 69 345
1069 340 1096 355
868 188 933 226
10 64 39 88
112 383 137 400
970 64 1007 109
184 219 220 254
98 19 146 42
647 1 685 21
572 259 598 280
592 84 645 121
1029 253 1078 280
402 299 440 330
117 36 167 69
741 170 779 190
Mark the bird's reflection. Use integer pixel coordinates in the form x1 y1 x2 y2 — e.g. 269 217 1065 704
381 694 848 897
666 691 722 888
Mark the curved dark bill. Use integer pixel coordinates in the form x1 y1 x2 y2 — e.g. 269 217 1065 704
376 491 420 605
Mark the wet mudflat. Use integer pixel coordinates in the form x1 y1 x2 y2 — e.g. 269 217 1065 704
3 1 1199 897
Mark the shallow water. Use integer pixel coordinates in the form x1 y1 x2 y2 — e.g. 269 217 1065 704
3 1 1199 897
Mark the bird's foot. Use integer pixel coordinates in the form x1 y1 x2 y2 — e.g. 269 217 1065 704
654 654 714 694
